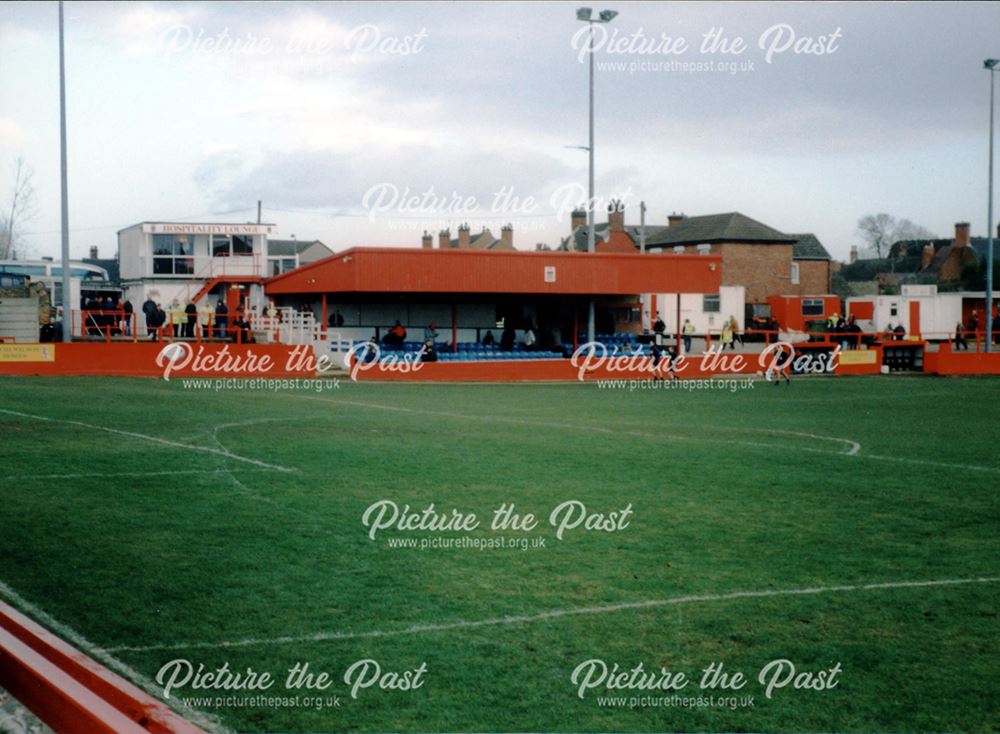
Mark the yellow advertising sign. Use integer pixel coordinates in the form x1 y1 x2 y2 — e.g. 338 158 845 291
0 344 56 362
839 350 877 365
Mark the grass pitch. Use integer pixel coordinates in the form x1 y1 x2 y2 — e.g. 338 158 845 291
0 375 998 733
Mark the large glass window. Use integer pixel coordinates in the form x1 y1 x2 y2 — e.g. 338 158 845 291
703 294 721 313
212 234 255 257
152 234 194 275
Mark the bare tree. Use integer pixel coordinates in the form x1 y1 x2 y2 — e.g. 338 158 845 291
857 213 896 259
0 157 38 260
857 213 936 260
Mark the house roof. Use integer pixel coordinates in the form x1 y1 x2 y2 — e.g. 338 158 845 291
787 233 832 261
645 212 797 247
267 239 332 258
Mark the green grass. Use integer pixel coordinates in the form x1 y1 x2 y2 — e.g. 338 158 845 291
1 375 998 733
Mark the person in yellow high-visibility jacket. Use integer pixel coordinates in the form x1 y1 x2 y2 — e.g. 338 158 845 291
168 301 184 338
682 318 695 355
198 302 214 339
721 320 735 351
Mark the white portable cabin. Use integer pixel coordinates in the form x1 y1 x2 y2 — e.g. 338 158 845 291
647 286 746 335
846 285 963 339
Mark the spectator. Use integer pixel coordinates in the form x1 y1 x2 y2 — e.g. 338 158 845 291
969 311 979 337
184 301 197 338
500 325 516 351
383 320 406 348
954 321 969 351
893 323 906 340
329 310 345 328
682 318 695 354
653 316 666 336
728 315 742 347
169 301 184 339
522 326 537 350
122 299 133 337
199 301 214 339
151 304 167 342
420 339 438 362
650 342 664 382
142 297 156 339
232 314 253 344
215 300 229 338
424 321 439 343
720 319 735 351
482 330 496 346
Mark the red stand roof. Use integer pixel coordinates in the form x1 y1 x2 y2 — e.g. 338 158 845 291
265 247 720 296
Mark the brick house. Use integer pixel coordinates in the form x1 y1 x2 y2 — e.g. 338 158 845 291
420 224 514 250
562 208 832 304
917 222 998 283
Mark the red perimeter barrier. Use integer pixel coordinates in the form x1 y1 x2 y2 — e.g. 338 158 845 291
0 342 317 378
0 601 206 734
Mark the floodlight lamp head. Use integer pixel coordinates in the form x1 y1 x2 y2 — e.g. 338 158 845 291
576 7 593 21
599 9 619 22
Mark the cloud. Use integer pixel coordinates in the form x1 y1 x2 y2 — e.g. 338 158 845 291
0 118 26 149
194 144 577 221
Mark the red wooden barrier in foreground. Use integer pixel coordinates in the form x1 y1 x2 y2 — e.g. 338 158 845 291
0 601 206 734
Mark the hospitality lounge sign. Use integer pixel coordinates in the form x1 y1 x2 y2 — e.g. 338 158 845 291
143 223 275 236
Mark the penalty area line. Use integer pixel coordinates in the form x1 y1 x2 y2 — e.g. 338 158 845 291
100 575 1000 654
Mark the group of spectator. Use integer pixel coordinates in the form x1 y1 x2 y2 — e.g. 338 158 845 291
82 296 134 337
137 297 254 343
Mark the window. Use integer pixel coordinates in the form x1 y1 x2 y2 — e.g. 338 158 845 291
703 294 720 313
890 303 898 317
544 266 556 283
152 234 194 275
0 264 47 277
791 262 800 285
212 234 255 257
268 257 299 276
802 299 824 316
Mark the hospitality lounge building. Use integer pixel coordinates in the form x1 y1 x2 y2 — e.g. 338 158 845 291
117 221 278 313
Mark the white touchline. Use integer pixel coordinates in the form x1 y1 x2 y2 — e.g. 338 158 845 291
99 575 1000 654
0 408 294 473
0 468 273 482
0 580 223 733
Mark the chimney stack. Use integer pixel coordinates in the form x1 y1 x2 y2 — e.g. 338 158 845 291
571 208 586 232
954 222 970 248
921 243 935 270
89 246 98 259
439 229 450 249
458 223 470 248
421 231 433 249
668 212 686 227
500 223 513 249
607 199 625 233
849 245 858 264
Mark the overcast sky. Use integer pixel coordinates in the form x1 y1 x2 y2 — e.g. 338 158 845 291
2 0 1000 261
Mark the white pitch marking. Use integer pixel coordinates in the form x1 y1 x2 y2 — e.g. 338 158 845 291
294 395 1000 473
100 575 1000 654
0 468 271 481
0 408 293 473
0 579 223 732
753 429 861 456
